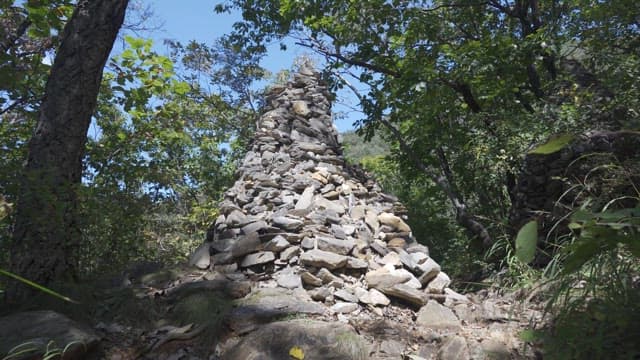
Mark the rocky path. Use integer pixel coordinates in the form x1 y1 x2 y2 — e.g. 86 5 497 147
87 264 544 360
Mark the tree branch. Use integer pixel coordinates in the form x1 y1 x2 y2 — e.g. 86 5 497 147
294 40 402 78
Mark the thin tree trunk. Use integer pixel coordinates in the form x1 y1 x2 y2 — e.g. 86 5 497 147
6 0 129 303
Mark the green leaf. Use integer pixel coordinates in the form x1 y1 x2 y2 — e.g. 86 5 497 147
528 135 574 155
515 220 537 264
289 346 305 359
173 81 190 95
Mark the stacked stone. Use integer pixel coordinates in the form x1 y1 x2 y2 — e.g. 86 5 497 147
192 66 451 309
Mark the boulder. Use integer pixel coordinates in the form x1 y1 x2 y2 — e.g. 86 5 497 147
0 311 99 360
222 320 368 360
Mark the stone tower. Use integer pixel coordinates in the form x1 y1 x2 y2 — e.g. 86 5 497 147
192 66 451 307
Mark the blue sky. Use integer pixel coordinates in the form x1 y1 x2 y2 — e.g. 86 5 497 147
146 1 360 133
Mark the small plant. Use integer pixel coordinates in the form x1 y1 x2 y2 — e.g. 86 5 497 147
3 340 83 360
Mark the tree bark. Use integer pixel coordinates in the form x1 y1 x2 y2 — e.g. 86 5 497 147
6 0 129 303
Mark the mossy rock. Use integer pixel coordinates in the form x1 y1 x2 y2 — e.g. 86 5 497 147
222 319 369 360
170 291 233 335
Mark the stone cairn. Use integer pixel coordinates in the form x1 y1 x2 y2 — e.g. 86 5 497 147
192 65 451 310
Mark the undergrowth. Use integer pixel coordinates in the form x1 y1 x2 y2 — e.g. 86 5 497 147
503 150 640 359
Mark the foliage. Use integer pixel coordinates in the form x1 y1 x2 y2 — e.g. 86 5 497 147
220 0 640 252
1 0 264 277
527 134 575 155
4 340 83 360
506 152 640 358
76 35 262 272
540 247 640 359
220 0 640 354
340 130 389 164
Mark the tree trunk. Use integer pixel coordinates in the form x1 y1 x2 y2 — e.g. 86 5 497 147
6 0 129 303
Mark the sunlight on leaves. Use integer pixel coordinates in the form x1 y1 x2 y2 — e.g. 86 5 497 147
528 135 574 155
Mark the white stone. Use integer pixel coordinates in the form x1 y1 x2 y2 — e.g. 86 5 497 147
331 302 359 314
426 272 451 294
365 264 411 289
188 243 210 269
377 212 411 232
295 186 315 210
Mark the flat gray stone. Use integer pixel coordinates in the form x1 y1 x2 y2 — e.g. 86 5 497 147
316 268 343 285
0 311 99 360
350 205 366 220
313 195 346 215
229 288 326 334
316 236 355 255
365 209 380 233
277 273 302 289
272 215 304 231
417 258 441 285
334 289 359 303
416 301 462 331
241 220 268 235
280 246 301 261
301 236 315 249
264 235 291 252
308 286 333 301
378 339 405 357
354 287 390 306
331 224 347 239
345 257 368 269
300 271 323 287
226 209 250 227
380 283 428 307
331 302 359 314
231 232 262 257
438 335 469 360
300 249 348 270
240 251 275 267
295 186 315 210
